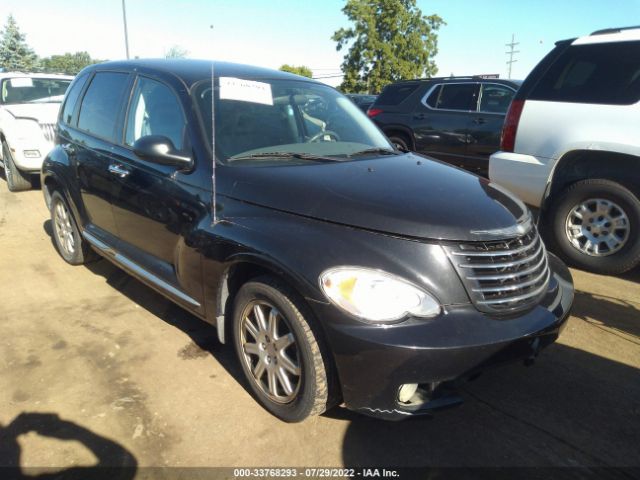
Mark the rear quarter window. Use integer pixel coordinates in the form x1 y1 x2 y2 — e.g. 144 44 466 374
375 83 420 105
529 41 640 105
60 72 90 126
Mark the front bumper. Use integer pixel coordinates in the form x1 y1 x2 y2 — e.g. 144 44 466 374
314 253 574 420
5 138 53 172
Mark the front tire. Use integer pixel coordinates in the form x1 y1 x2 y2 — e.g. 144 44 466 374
2 140 33 192
548 179 640 274
50 191 94 265
232 276 337 422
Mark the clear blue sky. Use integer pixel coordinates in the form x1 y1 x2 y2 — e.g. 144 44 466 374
3 0 639 86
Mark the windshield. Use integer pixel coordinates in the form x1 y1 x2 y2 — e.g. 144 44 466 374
194 78 393 165
1 77 71 104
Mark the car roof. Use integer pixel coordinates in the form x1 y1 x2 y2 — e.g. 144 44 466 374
85 59 321 88
0 72 74 80
571 25 640 45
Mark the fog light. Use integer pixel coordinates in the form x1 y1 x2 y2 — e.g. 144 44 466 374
23 150 41 158
398 383 418 403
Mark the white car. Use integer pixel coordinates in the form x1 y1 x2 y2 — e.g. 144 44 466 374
489 27 640 274
0 73 73 191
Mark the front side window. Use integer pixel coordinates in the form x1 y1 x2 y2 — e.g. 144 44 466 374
430 83 479 111
195 78 392 165
77 72 129 141
530 41 640 105
479 84 516 113
0 77 71 104
125 77 186 150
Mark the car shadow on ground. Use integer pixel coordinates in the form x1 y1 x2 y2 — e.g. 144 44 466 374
571 289 640 339
0 412 137 479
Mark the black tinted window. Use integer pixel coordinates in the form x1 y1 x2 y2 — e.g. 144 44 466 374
60 73 89 125
78 72 129 140
530 42 640 105
435 84 478 110
125 77 186 150
479 84 515 113
376 83 419 105
425 85 442 107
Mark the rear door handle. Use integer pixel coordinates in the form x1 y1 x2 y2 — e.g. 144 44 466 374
473 117 486 125
108 164 130 178
413 113 427 120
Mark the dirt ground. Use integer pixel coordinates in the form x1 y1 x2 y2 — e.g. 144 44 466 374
0 175 639 476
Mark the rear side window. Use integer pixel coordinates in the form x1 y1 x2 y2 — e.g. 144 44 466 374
432 83 479 111
376 83 419 105
78 72 130 141
529 42 640 105
60 73 89 125
479 84 516 113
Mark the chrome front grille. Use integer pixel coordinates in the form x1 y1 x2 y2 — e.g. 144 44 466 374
445 227 550 314
40 123 56 143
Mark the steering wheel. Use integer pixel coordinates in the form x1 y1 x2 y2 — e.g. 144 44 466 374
307 130 341 143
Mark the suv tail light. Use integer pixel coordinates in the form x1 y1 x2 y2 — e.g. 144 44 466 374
367 108 383 118
500 99 525 152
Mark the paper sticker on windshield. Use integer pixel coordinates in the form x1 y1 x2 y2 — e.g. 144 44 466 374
9 77 34 88
219 77 273 105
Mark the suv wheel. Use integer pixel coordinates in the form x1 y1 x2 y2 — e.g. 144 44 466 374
388 134 410 151
2 140 33 192
549 179 640 274
232 276 337 422
50 191 95 265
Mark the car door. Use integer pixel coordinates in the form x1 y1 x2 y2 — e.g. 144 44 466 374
411 82 479 167
108 74 205 312
465 83 517 175
73 71 132 239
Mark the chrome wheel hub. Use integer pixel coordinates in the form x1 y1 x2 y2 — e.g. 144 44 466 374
54 201 75 255
565 198 630 257
240 301 301 403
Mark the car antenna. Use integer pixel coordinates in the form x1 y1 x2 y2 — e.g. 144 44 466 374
210 24 219 225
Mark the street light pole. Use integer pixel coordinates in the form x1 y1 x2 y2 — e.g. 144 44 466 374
122 0 130 59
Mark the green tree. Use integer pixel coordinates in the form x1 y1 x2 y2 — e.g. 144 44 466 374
40 51 102 75
279 64 313 78
0 14 38 71
165 45 189 59
332 0 444 93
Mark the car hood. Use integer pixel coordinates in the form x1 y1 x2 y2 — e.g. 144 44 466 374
221 153 530 242
3 103 61 123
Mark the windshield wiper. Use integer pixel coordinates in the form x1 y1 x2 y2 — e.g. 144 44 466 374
229 152 344 163
347 148 401 157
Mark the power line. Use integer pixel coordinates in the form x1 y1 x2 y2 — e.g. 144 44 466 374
505 33 520 79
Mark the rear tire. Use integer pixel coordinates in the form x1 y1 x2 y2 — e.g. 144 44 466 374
547 179 640 274
50 191 95 265
232 276 338 422
388 134 410 151
2 141 33 192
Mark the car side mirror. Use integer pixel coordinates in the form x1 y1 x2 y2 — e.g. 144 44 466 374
132 135 192 168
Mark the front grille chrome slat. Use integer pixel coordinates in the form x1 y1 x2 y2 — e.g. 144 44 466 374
40 123 56 143
444 226 551 314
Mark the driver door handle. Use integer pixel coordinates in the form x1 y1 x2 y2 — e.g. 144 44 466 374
108 164 130 178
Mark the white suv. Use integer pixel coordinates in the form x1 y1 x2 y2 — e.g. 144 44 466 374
489 27 640 274
0 73 73 191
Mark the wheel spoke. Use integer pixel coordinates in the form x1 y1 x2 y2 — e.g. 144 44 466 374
267 369 278 396
253 359 266 380
268 309 279 339
279 351 300 376
274 333 294 351
253 304 267 332
243 342 260 356
276 367 294 395
244 318 260 340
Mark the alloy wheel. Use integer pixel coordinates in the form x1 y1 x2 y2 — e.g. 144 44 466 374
565 198 630 257
54 201 76 256
239 300 302 404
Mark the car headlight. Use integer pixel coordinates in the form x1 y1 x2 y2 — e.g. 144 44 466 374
319 267 441 323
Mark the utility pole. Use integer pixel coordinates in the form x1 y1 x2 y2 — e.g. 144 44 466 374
122 0 130 59
505 34 519 79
